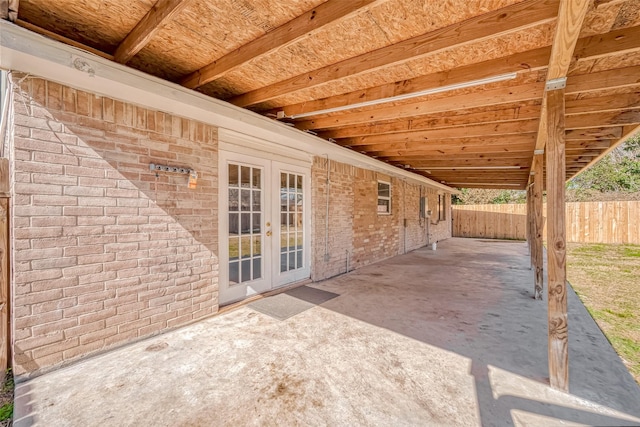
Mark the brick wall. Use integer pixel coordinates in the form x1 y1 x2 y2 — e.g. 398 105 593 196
9 75 219 376
311 158 355 280
311 157 450 281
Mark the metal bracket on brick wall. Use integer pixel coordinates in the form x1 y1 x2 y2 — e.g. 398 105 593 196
149 163 193 174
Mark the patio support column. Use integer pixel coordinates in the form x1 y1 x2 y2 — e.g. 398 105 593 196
545 84 568 392
532 154 544 300
526 186 531 258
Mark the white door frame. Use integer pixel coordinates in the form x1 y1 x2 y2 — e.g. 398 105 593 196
218 150 312 305
218 151 272 305
271 161 312 288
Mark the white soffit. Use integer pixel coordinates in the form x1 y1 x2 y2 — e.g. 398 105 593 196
0 21 457 194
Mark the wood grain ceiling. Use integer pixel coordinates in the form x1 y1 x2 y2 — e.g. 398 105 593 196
7 0 640 189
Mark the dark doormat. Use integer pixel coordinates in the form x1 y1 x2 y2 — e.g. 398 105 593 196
248 286 339 321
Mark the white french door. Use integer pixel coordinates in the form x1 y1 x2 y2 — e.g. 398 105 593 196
219 152 310 305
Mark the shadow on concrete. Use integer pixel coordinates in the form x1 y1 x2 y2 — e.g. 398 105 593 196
315 238 640 426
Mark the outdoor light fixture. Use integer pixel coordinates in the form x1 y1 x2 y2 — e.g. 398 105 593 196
277 72 518 120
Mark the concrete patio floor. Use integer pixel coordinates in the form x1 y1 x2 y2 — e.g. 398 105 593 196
14 238 640 426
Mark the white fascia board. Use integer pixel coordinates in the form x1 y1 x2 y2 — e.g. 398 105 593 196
0 20 458 194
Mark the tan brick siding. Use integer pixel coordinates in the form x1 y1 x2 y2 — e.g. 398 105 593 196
311 157 450 281
9 75 219 376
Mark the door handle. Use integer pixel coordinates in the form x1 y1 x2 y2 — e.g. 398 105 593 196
266 231 272 237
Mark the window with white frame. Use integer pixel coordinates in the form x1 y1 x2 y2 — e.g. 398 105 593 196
377 181 391 214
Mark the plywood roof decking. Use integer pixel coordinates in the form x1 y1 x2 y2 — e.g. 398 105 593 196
11 0 640 189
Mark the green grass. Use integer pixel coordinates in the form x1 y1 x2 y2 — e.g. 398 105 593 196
567 243 640 384
0 369 13 424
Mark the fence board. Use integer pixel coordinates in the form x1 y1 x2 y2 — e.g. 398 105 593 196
452 201 640 244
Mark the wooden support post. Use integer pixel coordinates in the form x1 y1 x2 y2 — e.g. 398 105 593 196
0 158 9 371
526 187 531 257
528 186 535 268
533 154 544 300
546 87 568 392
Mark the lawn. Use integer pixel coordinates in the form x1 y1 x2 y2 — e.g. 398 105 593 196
566 243 640 384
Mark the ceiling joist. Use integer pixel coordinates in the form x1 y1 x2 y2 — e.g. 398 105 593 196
229 0 560 107
180 0 379 89
114 0 192 64
274 24 640 120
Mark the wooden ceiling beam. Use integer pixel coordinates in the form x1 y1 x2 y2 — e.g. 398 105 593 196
296 67 639 130
180 0 379 89
15 19 114 60
400 158 532 168
565 127 622 140
428 172 528 176
297 82 545 130
114 0 192 64
276 47 551 119
346 112 635 150
378 151 551 161
337 119 538 146
316 104 541 139
270 24 640 119
364 143 536 157
317 91 640 139
346 134 537 151
565 92 640 115
445 184 528 189
228 0 560 107
566 108 640 129
565 140 612 150
569 123 640 181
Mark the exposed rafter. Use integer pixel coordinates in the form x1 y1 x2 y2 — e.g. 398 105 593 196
180 0 379 89
114 0 191 64
228 0 560 107
276 24 640 122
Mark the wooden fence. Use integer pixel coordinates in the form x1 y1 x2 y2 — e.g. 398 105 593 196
452 200 640 244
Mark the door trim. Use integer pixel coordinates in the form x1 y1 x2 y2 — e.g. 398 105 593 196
218 150 312 305
218 152 272 305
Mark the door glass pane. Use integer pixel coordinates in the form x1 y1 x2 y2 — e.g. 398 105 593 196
278 171 305 273
296 194 303 212
252 213 261 233
252 236 262 256
240 236 251 258
241 166 250 188
241 213 251 234
253 258 262 280
241 190 250 211
229 262 239 285
252 191 261 211
229 213 239 235
241 259 251 282
228 164 239 187
229 237 239 260
229 189 239 211
228 162 264 286
252 168 261 189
